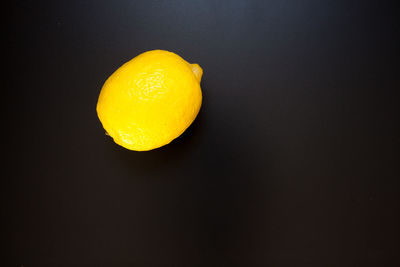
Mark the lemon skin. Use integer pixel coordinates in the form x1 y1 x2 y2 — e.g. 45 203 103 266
96 50 203 151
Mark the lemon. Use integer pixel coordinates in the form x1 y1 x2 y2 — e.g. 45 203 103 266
96 50 203 151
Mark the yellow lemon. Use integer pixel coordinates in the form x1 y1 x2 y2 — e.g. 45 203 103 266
96 50 203 151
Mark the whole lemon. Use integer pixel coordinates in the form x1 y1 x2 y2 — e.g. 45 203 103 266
96 50 203 151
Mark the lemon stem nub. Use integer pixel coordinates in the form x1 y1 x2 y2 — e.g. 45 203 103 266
191 63 203 82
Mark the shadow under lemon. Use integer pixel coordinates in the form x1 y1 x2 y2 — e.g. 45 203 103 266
104 106 205 179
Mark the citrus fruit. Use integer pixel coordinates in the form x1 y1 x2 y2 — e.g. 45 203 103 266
96 50 203 151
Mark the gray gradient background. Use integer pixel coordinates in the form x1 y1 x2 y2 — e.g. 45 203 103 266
4 0 399 266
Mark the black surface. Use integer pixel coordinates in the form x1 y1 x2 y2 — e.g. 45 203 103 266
4 0 400 266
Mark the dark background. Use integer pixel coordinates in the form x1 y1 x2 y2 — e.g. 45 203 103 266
3 0 399 266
